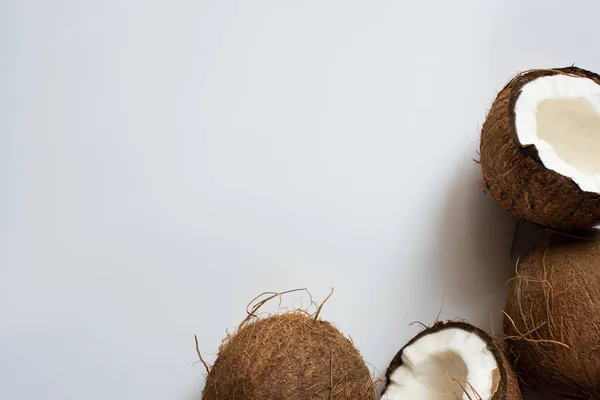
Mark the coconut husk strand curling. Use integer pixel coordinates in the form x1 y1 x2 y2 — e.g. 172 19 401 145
504 240 600 398
480 66 600 231
200 290 376 400
382 320 522 400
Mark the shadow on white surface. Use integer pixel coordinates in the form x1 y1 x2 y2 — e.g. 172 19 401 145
430 160 557 400
431 158 517 333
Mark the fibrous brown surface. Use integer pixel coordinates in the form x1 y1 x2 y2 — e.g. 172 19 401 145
504 240 600 399
202 313 376 400
383 320 522 400
480 66 600 231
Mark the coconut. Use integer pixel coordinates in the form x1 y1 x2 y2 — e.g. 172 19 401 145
382 321 522 400
504 239 600 398
201 312 376 400
480 66 600 231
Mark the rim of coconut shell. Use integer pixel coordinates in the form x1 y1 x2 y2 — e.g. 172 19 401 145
505 66 600 196
480 66 600 230
382 320 521 400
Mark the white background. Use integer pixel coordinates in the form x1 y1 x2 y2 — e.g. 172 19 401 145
2 1 597 399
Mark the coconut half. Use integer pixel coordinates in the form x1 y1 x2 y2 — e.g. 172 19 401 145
382 321 522 400
480 66 600 230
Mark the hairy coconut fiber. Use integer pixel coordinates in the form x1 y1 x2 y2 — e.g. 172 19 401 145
480 66 600 231
383 321 522 400
504 240 600 399
202 313 376 400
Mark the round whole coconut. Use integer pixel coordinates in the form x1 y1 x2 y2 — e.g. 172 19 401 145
202 313 376 400
480 66 600 231
382 321 522 400
504 240 600 398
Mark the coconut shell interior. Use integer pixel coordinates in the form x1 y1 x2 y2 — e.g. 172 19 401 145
480 66 600 231
202 313 376 400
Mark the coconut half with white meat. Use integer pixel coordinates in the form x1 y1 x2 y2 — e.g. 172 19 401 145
382 321 522 400
480 66 600 231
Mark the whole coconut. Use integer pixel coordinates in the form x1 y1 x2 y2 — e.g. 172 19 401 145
202 313 376 400
504 239 600 398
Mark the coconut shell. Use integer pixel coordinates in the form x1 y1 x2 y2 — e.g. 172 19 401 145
504 240 600 398
480 66 600 231
383 321 522 399
202 313 376 400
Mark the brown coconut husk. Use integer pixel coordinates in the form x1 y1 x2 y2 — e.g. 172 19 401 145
480 66 600 231
383 320 522 400
201 290 376 400
503 240 600 399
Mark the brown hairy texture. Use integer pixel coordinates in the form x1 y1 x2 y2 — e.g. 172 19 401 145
480 66 600 230
202 313 376 400
383 321 522 399
504 240 600 399
495 340 522 400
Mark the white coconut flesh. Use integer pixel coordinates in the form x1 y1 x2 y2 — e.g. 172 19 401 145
384 328 499 400
515 74 600 193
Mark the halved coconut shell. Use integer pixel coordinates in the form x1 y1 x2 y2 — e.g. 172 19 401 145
382 321 522 400
480 66 600 231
